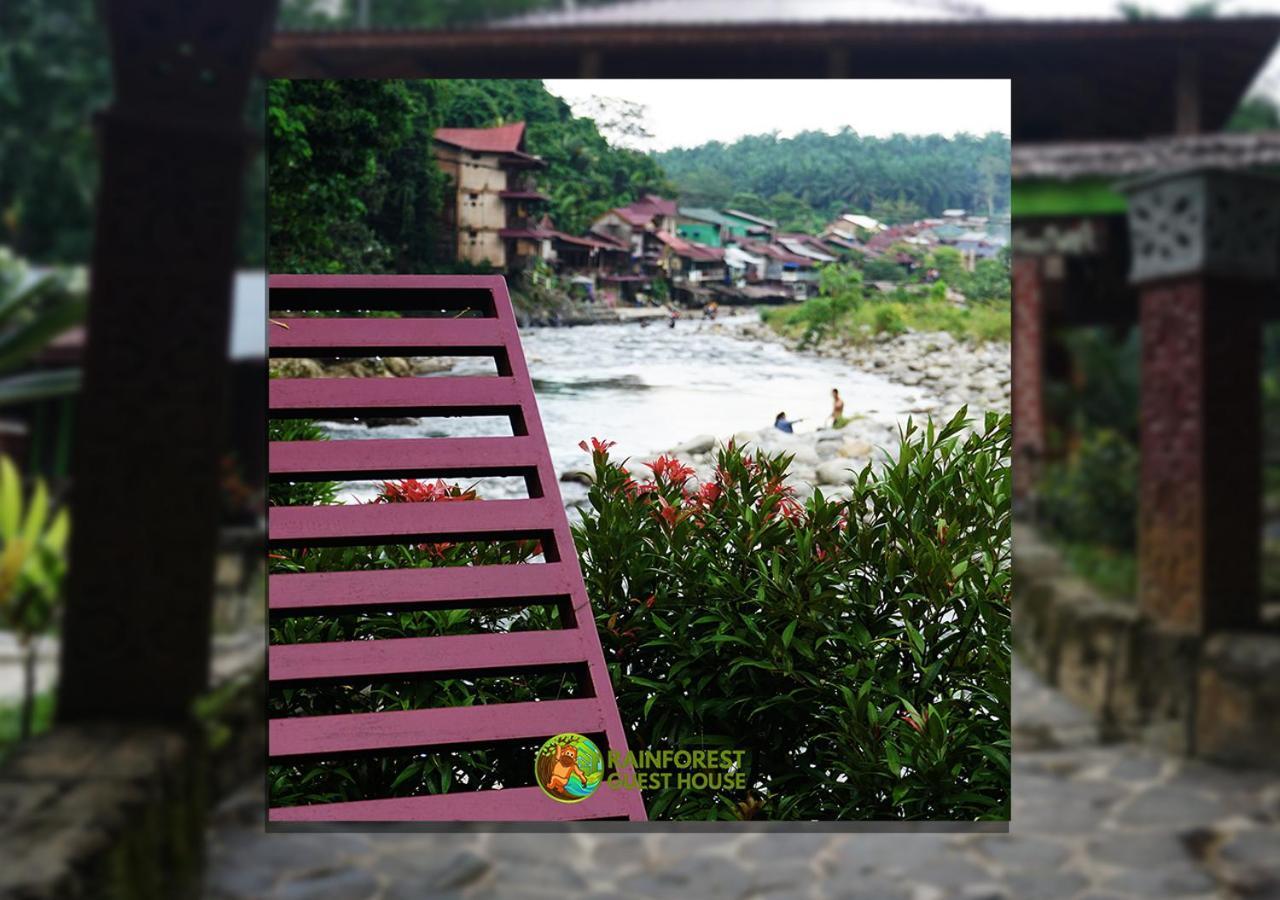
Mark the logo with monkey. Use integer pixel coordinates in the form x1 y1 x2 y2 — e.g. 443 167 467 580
535 733 604 803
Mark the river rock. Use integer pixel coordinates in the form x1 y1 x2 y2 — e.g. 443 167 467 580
816 460 856 486
560 470 593 486
675 434 716 455
363 416 419 428
384 356 413 377
789 444 821 466
268 357 325 379
412 357 453 375
815 439 843 460
840 439 873 458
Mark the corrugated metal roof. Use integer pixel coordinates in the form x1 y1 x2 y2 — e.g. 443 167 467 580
435 122 528 154
656 230 724 260
678 207 739 229
723 209 778 228
779 237 837 263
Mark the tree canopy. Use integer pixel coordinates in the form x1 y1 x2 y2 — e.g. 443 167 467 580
439 80 674 235
655 129 1011 230
267 79 449 274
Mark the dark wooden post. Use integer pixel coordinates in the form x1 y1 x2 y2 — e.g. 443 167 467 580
1012 254 1047 505
57 2 278 721
1123 169 1280 634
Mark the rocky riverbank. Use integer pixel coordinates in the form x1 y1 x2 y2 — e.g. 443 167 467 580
733 319 1011 419
268 356 453 380
628 321 1010 497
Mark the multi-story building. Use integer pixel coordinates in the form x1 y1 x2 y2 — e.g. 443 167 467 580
432 122 548 269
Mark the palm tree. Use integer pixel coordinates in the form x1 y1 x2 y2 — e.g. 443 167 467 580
0 455 69 740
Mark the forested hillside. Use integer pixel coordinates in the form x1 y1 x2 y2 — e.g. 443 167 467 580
655 130 1011 232
440 80 673 234
267 79 672 273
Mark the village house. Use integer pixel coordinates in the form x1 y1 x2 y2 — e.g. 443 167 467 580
721 209 778 241
432 121 548 269
588 194 680 270
733 237 818 299
655 231 727 286
542 216 631 276
777 233 839 265
675 207 750 247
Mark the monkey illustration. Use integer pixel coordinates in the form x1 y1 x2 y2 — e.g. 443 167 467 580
539 742 591 798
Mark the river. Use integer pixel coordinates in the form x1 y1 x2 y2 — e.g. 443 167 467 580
321 311 920 505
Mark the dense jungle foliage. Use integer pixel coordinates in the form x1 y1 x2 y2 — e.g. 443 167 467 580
655 130 1013 232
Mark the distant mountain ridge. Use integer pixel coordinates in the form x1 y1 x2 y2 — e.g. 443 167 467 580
653 129 1010 232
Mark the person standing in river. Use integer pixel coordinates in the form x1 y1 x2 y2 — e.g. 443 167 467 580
775 412 802 433
830 388 847 428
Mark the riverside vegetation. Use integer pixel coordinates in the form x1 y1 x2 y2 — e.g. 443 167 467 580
267 412 1011 821
762 250 1011 348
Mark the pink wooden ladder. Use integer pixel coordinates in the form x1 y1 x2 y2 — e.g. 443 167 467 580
266 274 646 822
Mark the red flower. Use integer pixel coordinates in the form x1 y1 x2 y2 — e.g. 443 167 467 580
579 437 616 455
695 481 722 505
653 496 685 528
376 478 477 504
646 455 695 487
759 478 804 523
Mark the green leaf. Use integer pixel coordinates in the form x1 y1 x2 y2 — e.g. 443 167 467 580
886 741 902 777
781 619 798 650
904 619 925 658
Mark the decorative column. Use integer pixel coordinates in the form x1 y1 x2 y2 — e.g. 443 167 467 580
1011 254 1047 505
57 2 278 721
1123 170 1280 634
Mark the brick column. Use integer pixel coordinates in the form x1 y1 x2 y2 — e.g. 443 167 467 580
57 2 278 721
1123 170 1280 634
1012 254 1046 504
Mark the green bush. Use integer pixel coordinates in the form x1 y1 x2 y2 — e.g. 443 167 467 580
766 260 1010 346
267 478 552 807
1037 428 1138 551
267 419 338 508
574 410 1011 820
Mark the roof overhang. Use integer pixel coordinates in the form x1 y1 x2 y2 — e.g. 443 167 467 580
264 18 1280 140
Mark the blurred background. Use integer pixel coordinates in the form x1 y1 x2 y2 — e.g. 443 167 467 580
2 0 1280 897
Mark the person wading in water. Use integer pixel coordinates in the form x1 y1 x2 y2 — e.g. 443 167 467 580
774 411 802 433
830 388 847 428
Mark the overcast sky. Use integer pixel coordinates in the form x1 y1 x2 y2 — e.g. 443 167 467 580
544 80 1011 152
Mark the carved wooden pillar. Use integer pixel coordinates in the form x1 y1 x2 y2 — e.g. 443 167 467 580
57 1 278 721
1012 254 1047 505
1123 170 1280 634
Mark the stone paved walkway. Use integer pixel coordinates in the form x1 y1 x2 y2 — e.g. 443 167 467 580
203 662 1280 899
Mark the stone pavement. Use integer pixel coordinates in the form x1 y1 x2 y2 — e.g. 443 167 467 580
203 662 1280 900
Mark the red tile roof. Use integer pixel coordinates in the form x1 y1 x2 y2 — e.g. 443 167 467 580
551 231 621 250
736 238 813 266
609 194 680 229
434 122 528 154
498 227 551 240
656 230 723 262
641 194 678 217
615 206 654 227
